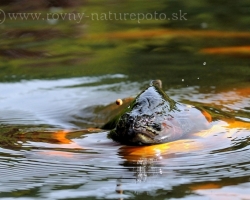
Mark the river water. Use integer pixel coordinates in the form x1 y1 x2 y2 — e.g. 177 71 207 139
0 1 250 199
0 75 249 199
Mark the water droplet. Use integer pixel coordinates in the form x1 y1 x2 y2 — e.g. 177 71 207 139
203 62 206 65
201 22 208 29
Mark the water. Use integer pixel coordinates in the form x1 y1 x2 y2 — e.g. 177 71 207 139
0 0 250 199
0 75 249 199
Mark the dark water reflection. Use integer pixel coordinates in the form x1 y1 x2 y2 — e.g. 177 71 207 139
0 0 250 199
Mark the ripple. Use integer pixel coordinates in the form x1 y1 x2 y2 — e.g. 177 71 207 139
0 123 249 199
0 79 250 199
0 75 137 129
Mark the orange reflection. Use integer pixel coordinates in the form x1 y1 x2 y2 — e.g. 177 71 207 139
90 29 250 40
225 120 250 129
190 183 221 190
52 130 71 144
201 110 212 122
235 87 250 96
47 130 84 149
200 46 250 56
14 128 103 145
121 139 204 161
119 119 250 161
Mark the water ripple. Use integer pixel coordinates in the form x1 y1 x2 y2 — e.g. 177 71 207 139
0 78 249 199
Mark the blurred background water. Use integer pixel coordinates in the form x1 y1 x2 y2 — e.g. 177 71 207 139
0 0 250 199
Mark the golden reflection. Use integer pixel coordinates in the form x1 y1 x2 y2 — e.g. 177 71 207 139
190 183 221 190
225 120 250 129
120 138 204 161
52 130 71 144
119 119 250 162
201 110 212 122
3 128 103 148
193 86 250 111
200 46 250 56
235 87 250 96
221 86 250 109
90 29 250 40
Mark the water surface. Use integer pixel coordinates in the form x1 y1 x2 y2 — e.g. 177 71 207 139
0 75 249 199
0 0 250 199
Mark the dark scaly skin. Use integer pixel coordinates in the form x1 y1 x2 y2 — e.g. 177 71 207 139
106 80 211 145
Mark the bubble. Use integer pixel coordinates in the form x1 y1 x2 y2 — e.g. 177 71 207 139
203 62 206 65
182 79 184 82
